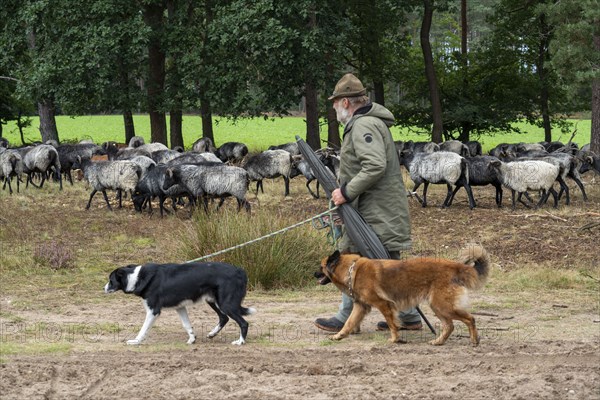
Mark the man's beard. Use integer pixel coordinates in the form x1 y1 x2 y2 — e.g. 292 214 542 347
334 104 351 125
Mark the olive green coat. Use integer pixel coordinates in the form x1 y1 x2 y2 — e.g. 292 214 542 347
337 103 411 253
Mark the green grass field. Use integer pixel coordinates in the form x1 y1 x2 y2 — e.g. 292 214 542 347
2 114 592 153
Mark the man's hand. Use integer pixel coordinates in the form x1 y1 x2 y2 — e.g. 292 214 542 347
331 188 347 206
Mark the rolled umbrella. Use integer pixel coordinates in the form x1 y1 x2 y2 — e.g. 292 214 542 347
296 136 436 334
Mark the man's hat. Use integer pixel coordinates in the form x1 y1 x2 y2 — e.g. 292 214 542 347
328 73 367 101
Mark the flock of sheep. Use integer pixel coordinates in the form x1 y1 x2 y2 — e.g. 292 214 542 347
0 135 598 213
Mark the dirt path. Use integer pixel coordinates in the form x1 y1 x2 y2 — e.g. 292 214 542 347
1 291 599 400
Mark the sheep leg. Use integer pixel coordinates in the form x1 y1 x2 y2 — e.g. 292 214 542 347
66 170 73 185
442 183 453 208
38 173 46 188
569 175 588 201
4 177 13 195
306 179 318 199
217 197 226 210
86 189 98 210
158 196 169 217
555 176 570 205
256 180 263 194
102 190 113 211
421 182 430 207
283 176 290 197
511 190 517 210
445 184 462 207
411 182 424 205
495 184 503 207
463 183 476 210
517 192 531 208
548 188 559 208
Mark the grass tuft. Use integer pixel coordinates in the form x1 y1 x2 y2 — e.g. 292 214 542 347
181 208 332 289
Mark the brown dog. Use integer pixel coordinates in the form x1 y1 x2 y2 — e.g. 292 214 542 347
315 245 490 346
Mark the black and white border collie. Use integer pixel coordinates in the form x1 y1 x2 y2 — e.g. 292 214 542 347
104 262 256 345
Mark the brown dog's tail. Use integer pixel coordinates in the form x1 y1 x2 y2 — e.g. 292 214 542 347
456 244 490 290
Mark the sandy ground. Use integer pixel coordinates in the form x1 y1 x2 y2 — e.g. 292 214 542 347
1 290 599 400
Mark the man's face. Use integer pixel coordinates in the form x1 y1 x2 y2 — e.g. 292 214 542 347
333 98 351 125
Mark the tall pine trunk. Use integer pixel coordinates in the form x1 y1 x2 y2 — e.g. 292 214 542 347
538 12 552 143
143 2 167 145
591 34 600 154
305 81 320 150
123 110 135 144
327 106 341 149
170 110 183 149
200 92 214 144
421 0 444 143
38 99 59 143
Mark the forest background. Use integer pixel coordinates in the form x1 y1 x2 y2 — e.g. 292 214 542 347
1 0 598 152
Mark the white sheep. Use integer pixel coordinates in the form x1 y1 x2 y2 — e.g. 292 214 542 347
489 159 560 209
0 149 23 194
400 151 475 209
79 158 141 210
22 144 62 190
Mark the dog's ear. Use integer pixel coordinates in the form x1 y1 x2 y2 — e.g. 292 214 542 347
326 250 341 275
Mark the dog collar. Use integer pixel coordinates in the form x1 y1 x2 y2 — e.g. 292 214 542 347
346 261 356 298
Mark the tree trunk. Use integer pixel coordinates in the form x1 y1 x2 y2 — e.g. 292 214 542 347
143 2 167 145
123 110 135 144
590 34 600 155
200 93 214 144
459 0 470 142
327 106 341 149
170 110 184 149
538 12 552 143
305 81 320 150
420 0 444 143
38 99 59 143
373 80 385 106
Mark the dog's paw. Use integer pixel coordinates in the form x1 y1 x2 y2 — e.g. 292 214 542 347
329 333 344 341
126 339 142 346
390 338 407 344
187 335 196 345
231 338 245 346
429 339 445 346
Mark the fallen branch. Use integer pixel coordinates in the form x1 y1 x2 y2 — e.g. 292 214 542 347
472 312 499 317
552 304 568 308
578 222 600 231
580 272 600 283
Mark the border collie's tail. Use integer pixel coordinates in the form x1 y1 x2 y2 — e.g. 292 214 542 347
241 307 257 316
457 244 490 289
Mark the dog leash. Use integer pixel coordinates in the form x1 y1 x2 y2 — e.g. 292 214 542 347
185 205 339 263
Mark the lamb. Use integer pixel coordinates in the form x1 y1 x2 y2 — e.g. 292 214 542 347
243 149 292 197
489 159 560 209
399 151 475 209
439 140 470 157
215 142 249 163
446 156 504 208
162 163 251 212
78 157 141 210
56 143 105 185
22 144 62 190
0 149 23 194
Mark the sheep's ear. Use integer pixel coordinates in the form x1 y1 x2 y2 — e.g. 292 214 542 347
166 168 173 178
586 156 594 164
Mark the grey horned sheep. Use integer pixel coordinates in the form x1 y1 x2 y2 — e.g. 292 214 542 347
23 144 62 190
243 149 292 197
79 157 141 210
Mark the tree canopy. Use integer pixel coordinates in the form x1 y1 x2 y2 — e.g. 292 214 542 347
0 0 597 152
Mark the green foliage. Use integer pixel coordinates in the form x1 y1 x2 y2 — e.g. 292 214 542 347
181 208 331 290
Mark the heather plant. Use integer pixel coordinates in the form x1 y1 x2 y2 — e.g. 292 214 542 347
33 241 74 270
